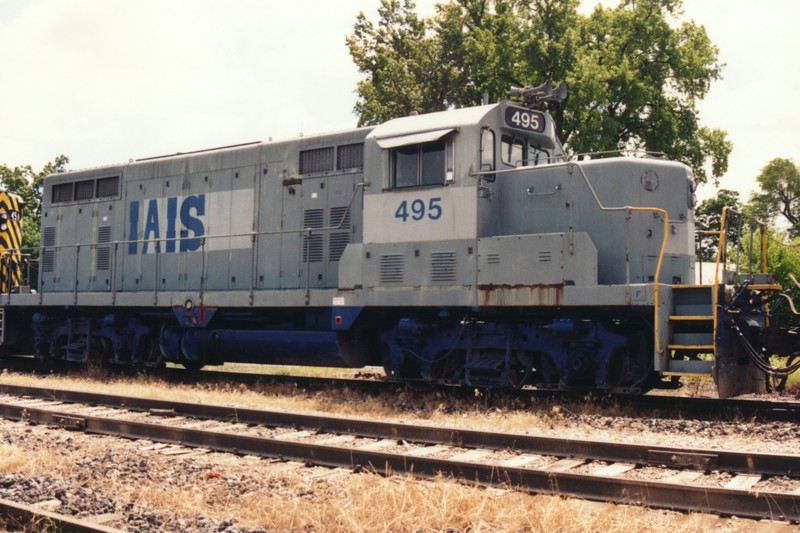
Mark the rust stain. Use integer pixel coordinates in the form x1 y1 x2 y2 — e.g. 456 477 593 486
477 284 564 306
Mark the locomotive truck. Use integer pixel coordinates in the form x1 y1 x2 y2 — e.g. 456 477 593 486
0 87 796 397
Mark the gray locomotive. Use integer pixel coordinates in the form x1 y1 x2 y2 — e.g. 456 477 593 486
0 86 795 397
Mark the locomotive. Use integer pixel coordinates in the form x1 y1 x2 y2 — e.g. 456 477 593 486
0 84 797 398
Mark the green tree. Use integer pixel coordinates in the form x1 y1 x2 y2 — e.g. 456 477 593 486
694 189 741 262
347 0 455 125
348 0 731 184
749 158 800 239
0 155 70 256
763 231 800 328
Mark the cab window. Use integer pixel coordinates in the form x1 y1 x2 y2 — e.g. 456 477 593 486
480 128 495 171
528 144 551 165
392 139 453 188
501 135 526 167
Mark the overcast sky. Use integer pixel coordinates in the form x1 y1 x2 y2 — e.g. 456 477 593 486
0 0 798 202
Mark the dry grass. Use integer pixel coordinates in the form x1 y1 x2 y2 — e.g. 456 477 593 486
0 433 645 531
0 443 72 477
0 368 626 435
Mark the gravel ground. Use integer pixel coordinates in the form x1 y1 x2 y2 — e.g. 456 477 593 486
0 425 273 532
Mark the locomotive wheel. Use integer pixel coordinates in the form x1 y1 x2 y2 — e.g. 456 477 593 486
380 342 420 380
534 353 560 387
336 330 378 367
606 347 630 387
181 361 205 372
509 351 534 388
135 335 164 369
380 342 397 379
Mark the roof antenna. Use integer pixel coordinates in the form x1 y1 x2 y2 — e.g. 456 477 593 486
510 80 567 109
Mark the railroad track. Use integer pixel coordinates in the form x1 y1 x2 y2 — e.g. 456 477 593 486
0 496 123 532
2 355 797 423
0 383 797 523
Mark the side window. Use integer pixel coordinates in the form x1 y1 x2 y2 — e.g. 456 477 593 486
528 145 551 166
392 139 452 188
480 128 495 172
501 135 525 167
420 142 445 185
394 145 418 188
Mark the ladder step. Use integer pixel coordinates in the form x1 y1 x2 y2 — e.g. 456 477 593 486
747 284 782 291
669 315 713 321
667 345 714 351
466 353 505 370
465 375 507 388
674 304 713 315
666 359 713 374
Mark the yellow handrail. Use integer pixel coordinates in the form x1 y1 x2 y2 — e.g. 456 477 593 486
711 207 733 356
711 207 772 351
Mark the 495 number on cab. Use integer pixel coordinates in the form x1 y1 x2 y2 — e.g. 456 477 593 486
394 197 443 222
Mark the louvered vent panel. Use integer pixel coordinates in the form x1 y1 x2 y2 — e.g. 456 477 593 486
302 208 325 263
431 251 457 282
538 251 553 262
487 253 501 264
303 209 324 229
329 233 350 262
95 226 112 271
42 251 55 273
303 234 323 263
380 254 404 283
328 206 351 262
42 227 56 273
42 227 56 247
329 206 351 228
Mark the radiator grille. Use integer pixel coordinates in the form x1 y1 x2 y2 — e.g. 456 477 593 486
96 176 119 198
299 147 335 174
52 183 72 203
74 179 94 201
337 143 364 171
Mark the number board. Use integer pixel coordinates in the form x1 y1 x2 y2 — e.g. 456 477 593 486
504 107 546 134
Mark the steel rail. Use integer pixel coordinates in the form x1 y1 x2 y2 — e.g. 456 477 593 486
0 399 796 521
0 496 123 533
0 383 797 477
